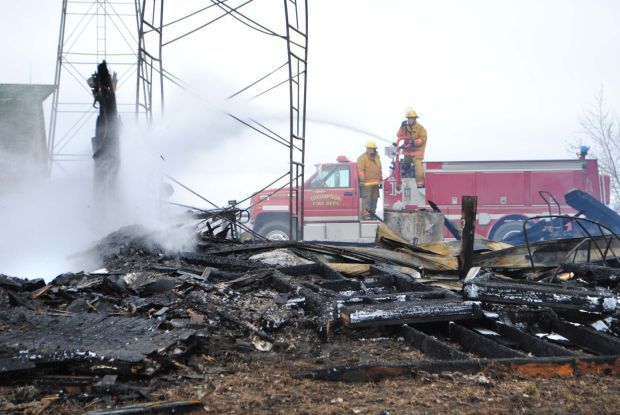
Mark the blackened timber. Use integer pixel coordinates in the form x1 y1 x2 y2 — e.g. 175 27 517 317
0 358 36 375
491 321 577 357
369 265 437 292
85 400 205 415
0 275 24 291
463 278 618 314
204 241 296 256
270 271 337 335
550 318 620 355
340 300 479 327
298 355 620 382
338 290 455 307
178 252 266 271
458 196 477 279
560 263 620 285
401 325 469 360
319 279 363 292
449 323 524 358
279 262 345 280
217 310 274 343
0 309 197 378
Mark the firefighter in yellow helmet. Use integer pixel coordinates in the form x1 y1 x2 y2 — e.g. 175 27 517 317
357 140 383 219
396 108 427 188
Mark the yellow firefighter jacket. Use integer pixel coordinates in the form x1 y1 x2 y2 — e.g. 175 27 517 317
396 122 427 158
357 152 383 186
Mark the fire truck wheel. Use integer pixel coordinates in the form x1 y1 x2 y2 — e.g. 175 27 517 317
491 220 525 242
258 221 290 241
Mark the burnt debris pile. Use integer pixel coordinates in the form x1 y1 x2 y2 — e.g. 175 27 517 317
3 218 620 412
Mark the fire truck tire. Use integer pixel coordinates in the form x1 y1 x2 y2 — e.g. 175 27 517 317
491 220 525 242
257 220 290 241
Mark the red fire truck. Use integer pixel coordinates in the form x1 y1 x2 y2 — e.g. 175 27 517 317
249 148 610 242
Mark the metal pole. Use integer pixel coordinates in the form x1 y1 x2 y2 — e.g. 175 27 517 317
283 0 295 240
47 0 69 171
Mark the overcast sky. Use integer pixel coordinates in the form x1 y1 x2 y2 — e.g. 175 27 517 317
2 0 620 203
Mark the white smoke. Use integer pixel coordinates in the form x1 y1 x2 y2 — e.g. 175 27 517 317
0 91 254 281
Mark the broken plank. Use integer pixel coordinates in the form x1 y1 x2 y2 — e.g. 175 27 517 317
340 300 479 328
449 323 524 358
298 356 620 382
463 278 617 314
491 321 577 357
85 400 204 415
270 271 337 336
178 252 265 271
550 317 620 355
560 263 620 285
0 310 197 378
401 325 469 360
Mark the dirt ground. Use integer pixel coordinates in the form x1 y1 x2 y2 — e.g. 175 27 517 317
4 331 620 415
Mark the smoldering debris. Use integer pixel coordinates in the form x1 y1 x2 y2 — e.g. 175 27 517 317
2 217 620 412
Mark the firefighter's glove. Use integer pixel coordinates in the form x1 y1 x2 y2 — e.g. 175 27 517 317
378 183 383 189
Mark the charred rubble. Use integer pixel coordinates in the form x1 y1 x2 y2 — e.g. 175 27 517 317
2 207 620 412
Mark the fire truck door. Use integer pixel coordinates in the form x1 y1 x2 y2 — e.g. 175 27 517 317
304 164 358 221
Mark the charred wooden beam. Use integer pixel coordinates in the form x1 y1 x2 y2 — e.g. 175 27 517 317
549 317 620 355
0 310 198 379
463 277 617 314
560 263 620 285
458 196 477 279
340 300 479 328
318 279 363 292
279 262 345 280
401 325 469 360
216 310 274 343
338 289 455 308
369 265 431 291
178 252 266 271
491 321 577 357
0 358 36 376
298 355 620 382
88 61 121 215
270 271 337 336
85 400 204 415
449 323 524 358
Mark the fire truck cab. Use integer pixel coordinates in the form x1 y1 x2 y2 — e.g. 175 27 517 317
249 156 379 242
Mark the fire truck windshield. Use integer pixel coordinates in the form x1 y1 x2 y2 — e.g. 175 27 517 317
307 164 350 189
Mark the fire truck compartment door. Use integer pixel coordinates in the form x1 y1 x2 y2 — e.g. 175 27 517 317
304 223 326 240
303 222 377 243
304 164 357 219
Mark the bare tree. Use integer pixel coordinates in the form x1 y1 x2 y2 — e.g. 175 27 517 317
580 88 620 203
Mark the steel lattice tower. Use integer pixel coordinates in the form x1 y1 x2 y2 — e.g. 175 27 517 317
50 0 308 240
49 0 147 167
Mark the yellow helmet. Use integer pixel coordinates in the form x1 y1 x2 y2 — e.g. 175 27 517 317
365 140 378 149
405 107 418 118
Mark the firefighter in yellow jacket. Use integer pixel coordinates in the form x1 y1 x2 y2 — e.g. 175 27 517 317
357 140 383 219
396 108 427 187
